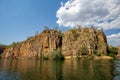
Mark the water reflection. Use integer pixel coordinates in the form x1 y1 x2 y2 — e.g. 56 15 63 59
63 60 113 80
0 59 113 80
113 60 120 80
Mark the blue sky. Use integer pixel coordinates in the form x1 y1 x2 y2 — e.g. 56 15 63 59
0 0 67 44
0 0 120 46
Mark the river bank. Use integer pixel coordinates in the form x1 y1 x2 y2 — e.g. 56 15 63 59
65 55 113 60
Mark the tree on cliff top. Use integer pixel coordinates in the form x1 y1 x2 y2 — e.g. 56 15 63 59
44 26 49 30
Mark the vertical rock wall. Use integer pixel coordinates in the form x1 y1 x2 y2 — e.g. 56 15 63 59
2 28 108 59
2 30 62 59
62 28 107 57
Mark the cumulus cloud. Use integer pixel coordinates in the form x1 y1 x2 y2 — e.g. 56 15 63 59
107 32 120 39
56 0 120 30
107 32 120 46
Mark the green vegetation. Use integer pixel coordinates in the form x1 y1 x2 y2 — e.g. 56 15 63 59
43 49 64 60
81 45 88 55
93 49 98 54
91 25 97 31
70 27 79 41
94 53 103 56
70 28 76 34
107 46 118 58
76 49 81 59
93 49 104 56
61 33 65 37
53 26 59 31
43 54 49 60
50 49 64 60
44 26 49 30
77 25 81 30
35 31 39 35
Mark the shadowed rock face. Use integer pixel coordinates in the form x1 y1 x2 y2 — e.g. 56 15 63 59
0 45 6 55
2 28 108 59
62 28 107 57
2 30 62 59
0 48 4 54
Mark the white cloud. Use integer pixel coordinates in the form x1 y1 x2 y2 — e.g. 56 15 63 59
107 32 120 39
107 32 120 46
56 0 120 30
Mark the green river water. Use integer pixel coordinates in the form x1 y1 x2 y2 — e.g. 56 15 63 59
0 59 120 80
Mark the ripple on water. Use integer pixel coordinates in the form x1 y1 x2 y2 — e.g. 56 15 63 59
113 60 120 80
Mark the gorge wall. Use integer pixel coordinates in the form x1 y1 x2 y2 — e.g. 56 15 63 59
62 28 107 57
117 46 120 56
2 28 108 59
2 30 62 59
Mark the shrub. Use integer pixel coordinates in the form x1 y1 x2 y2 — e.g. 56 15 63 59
95 53 102 56
44 26 49 30
50 49 64 60
93 49 98 54
108 47 117 58
76 49 81 59
77 25 81 30
57 53 64 60
43 54 49 60
50 51 58 60
108 47 117 55
61 33 65 37
70 28 77 35
81 46 88 55
108 53 115 58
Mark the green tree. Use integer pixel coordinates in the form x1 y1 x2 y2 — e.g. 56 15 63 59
77 25 81 30
108 46 117 57
81 45 88 55
44 26 49 30
35 31 39 35
50 49 64 60
53 26 59 31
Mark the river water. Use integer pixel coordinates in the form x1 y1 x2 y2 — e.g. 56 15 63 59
0 59 119 80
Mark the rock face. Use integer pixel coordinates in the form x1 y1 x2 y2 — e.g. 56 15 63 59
0 45 6 55
62 28 107 57
117 46 120 56
2 30 62 59
2 28 108 59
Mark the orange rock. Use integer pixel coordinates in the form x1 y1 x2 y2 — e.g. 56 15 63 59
2 30 62 59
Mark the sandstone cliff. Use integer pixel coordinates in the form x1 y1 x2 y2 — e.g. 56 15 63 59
62 28 107 57
117 46 120 56
2 30 62 59
116 46 120 59
2 28 108 59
